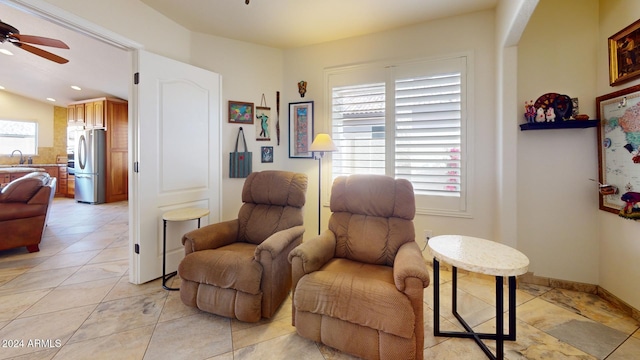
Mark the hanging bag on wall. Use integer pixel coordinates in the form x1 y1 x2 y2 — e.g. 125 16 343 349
230 127 252 178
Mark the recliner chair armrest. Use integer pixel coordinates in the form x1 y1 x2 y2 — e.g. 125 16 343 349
288 230 336 274
182 219 239 255
393 241 430 292
255 225 305 260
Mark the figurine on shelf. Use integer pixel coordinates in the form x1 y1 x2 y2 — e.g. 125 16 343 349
524 100 536 123
545 107 556 122
619 192 640 220
535 107 546 123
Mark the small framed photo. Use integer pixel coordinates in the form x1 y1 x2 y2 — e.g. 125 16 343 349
608 19 640 86
261 146 273 163
229 101 254 124
289 101 314 158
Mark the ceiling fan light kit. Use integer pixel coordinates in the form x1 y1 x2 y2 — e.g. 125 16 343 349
0 19 70 64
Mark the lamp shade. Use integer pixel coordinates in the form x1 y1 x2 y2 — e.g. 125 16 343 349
309 133 337 152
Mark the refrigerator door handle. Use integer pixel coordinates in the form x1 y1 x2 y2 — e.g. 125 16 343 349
78 134 87 170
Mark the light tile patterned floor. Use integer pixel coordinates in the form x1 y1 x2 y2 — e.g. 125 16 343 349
0 198 638 359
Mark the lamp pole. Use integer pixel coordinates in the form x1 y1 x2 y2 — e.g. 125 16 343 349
316 151 323 235
309 133 337 236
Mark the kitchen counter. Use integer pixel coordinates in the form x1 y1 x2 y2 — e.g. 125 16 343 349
0 163 63 167
0 167 46 173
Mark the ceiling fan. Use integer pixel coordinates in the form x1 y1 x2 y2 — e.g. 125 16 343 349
0 19 70 64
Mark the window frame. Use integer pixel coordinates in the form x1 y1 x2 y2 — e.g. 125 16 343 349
324 54 474 218
0 119 39 156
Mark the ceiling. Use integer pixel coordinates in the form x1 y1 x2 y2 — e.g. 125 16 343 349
0 0 497 107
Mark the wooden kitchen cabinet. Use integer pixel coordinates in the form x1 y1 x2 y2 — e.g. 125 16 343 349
0 166 67 196
67 174 75 198
85 100 105 129
9 172 30 182
0 173 11 188
67 97 128 202
67 103 85 126
40 165 67 197
105 99 128 202
57 166 68 196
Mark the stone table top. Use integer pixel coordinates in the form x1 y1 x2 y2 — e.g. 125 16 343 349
428 235 529 277
162 207 210 222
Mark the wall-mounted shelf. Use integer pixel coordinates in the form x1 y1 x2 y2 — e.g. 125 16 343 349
519 119 600 131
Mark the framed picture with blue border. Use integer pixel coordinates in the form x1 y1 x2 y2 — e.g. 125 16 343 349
288 101 314 158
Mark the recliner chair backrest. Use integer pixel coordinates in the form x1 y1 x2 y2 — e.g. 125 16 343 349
329 175 416 266
238 171 307 245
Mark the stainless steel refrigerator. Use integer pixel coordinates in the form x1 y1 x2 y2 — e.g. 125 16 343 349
74 129 106 204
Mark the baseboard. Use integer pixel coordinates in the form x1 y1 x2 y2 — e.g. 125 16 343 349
520 272 640 322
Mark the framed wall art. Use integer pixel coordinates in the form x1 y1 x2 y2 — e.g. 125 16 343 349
596 83 640 220
608 19 640 86
261 146 273 163
229 101 254 124
255 106 271 141
289 101 314 158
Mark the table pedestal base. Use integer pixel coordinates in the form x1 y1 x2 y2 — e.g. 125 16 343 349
433 258 517 360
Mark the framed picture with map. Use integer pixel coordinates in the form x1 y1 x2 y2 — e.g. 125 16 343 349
596 84 640 219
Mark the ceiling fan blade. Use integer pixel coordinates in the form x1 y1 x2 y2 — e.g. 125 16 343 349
15 42 69 64
10 34 69 49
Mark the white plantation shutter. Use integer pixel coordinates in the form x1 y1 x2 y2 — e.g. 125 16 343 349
395 72 461 197
326 55 470 216
332 83 386 177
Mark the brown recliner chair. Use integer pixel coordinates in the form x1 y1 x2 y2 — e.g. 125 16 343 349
0 172 57 253
289 174 430 360
178 170 308 322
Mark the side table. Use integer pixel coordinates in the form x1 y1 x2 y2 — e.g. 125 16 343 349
428 235 529 360
162 207 210 291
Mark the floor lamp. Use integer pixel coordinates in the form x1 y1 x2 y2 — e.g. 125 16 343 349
309 133 337 235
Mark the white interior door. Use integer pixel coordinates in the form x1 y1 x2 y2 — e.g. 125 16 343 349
130 50 222 284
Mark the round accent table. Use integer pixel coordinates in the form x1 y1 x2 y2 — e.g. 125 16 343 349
428 235 529 360
162 207 210 291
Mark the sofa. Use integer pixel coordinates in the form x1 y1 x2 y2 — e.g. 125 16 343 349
0 172 57 253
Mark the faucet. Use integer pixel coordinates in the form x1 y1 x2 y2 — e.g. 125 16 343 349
10 150 25 165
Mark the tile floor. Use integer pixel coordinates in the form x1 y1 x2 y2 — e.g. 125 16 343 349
0 198 639 359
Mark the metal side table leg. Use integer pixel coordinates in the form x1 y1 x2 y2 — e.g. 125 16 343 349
162 219 179 291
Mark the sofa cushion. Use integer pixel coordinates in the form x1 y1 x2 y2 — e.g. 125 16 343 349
293 258 415 339
0 172 51 203
178 242 262 295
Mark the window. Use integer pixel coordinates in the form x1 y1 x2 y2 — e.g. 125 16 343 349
327 56 470 217
0 119 38 155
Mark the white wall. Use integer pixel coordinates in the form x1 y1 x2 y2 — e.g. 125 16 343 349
517 0 600 284
495 0 538 249
189 33 284 221
597 0 640 310
0 91 54 148
42 0 191 62
282 11 498 241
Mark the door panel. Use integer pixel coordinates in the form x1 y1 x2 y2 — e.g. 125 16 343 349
130 50 221 284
